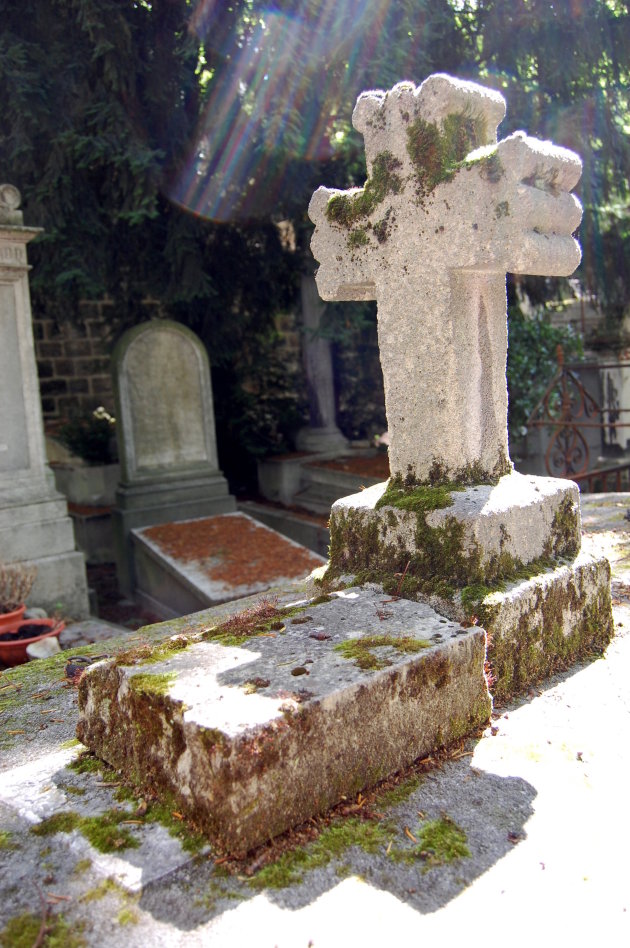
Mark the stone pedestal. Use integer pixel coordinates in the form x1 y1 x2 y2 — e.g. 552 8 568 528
0 185 89 618
328 472 581 585
112 320 235 596
327 472 613 699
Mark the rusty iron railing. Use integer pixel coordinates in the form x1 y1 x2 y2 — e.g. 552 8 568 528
572 463 630 493
526 345 630 484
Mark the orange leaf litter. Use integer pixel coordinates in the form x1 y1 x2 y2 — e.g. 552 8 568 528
143 516 323 587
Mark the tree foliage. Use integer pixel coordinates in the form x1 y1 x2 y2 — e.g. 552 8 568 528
2 0 630 482
454 0 630 336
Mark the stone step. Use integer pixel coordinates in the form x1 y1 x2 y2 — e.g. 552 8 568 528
257 451 388 511
77 584 490 856
291 465 385 515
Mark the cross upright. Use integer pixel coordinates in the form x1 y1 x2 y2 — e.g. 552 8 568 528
309 74 583 485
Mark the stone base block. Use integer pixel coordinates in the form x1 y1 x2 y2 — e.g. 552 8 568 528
475 549 613 703
77 586 490 855
28 550 90 619
52 462 121 506
295 425 349 453
330 471 581 590
0 489 90 618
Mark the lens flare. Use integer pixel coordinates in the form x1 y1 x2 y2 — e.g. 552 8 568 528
171 0 399 222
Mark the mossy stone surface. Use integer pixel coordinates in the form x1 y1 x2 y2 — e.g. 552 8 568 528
328 473 582 601
77 586 490 856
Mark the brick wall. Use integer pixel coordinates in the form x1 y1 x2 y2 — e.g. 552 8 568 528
33 298 163 423
33 300 115 421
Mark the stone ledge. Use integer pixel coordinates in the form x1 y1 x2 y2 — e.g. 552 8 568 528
77 586 490 855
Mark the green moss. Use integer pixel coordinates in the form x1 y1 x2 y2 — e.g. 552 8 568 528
394 815 470 869
115 634 190 667
460 583 495 614
544 496 580 558
0 830 17 851
60 738 82 750
82 812 141 853
72 858 92 875
376 774 421 808
326 151 403 228
375 479 463 513
0 913 86 948
31 809 140 854
69 751 116 779
487 575 614 702
348 227 370 248
310 593 334 606
67 753 207 855
444 696 492 743
406 109 487 199
249 817 392 889
129 672 177 697
334 634 430 671
143 799 207 854
80 877 124 903
118 907 139 926
31 811 80 836
61 784 86 797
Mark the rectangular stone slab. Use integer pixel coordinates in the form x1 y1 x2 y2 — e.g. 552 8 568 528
77 587 490 855
131 512 326 615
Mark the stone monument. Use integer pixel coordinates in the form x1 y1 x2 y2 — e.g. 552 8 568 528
0 185 89 617
295 273 348 453
112 319 235 595
309 74 612 695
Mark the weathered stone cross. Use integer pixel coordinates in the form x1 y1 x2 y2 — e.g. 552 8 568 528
309 74 583 484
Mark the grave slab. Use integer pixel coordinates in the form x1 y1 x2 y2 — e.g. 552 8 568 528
130 512 326 617
77 585 490 855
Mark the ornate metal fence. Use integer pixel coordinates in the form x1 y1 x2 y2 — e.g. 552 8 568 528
526 346 630 490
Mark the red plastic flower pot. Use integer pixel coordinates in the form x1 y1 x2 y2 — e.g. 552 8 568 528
0 605 26 634
0 618 65 668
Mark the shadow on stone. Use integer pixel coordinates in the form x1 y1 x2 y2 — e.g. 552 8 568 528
134 757 535 926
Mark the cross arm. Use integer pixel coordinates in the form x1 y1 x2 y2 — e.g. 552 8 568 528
308 187 377 301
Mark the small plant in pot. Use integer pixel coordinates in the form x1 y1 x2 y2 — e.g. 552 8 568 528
0 562 65 667
0 561 37 632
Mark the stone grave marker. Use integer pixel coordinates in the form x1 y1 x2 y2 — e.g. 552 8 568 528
77 76 613 854
310 73 612 699
0 185 89 617
112 319 236 595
